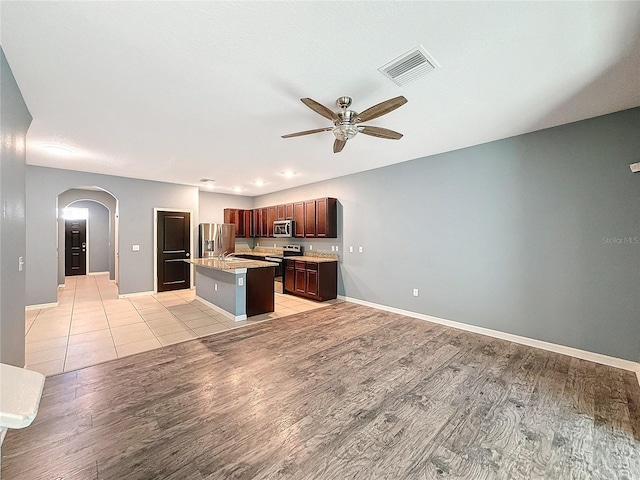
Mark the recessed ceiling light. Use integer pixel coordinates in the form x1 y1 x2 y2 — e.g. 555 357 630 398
232 187 245 193
43 145 73 156
281 170 297 178
254 180 266 187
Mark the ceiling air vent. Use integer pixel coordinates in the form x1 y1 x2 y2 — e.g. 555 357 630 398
379 45 439 86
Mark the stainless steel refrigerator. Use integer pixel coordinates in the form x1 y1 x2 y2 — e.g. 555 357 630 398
199 223 235 258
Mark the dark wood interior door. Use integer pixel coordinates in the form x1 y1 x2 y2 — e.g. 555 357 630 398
65 219 86 276
157 211 191 292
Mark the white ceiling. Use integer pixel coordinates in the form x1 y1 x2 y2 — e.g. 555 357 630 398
2 1 639 196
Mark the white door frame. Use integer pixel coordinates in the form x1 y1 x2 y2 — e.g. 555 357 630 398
153 208 194 294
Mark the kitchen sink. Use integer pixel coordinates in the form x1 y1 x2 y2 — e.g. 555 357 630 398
222 257 251 263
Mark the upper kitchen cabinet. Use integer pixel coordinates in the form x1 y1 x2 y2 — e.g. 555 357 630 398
223 208 252 238
285 203 294 220
304 197 337 238
267 206 277 237
226 197 337 239
293 202 305 238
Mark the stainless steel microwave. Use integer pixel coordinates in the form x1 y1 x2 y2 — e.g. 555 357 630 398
273 220 294 237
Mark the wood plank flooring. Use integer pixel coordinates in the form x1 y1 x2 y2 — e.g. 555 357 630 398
3 303 640 479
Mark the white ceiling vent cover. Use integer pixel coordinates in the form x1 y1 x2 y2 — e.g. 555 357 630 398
379 45 440 86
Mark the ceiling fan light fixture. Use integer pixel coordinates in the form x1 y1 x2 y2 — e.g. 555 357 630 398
333 124 359 141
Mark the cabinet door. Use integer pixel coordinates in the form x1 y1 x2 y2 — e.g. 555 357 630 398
260 208 268 238
315 198 337 238
285 203 294 220
224 209 240 237
243 210 253 238
315 199 327 237
294 266 306 294
304 200 316 237
293 202 305 237
305 269 318 298
267 206 277 237
284 264 295 293
276 204 286 220
252 209 260 238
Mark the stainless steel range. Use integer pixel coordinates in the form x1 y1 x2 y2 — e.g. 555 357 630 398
266 245 303 294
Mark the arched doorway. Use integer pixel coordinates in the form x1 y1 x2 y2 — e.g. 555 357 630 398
57 187 119 287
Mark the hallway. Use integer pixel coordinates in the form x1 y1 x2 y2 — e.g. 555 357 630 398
24 273 334 376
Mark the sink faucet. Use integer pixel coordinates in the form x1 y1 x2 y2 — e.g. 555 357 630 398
220 251 237 261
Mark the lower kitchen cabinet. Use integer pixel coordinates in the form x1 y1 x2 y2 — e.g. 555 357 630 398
284 259 337 301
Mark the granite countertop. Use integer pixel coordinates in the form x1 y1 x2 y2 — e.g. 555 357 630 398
284 255 339 263
185 258 279 272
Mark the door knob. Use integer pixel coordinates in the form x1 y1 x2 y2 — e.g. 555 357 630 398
186 253 190 257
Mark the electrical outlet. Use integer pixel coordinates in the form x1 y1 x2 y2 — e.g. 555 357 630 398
18 256 24 272
273 243 277 248
349 246 353 253
309 245 313 251
214 283 218 291
331 246 335 251
238 278 244 286
413 288 419 297
335 246 339 252
132 244 140 251
359 246 363 253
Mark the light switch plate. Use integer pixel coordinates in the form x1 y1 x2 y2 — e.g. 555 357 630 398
359 246 363 253
238 278 244 286
349 246 353 253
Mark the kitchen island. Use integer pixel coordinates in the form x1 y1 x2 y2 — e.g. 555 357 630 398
185 258 278 320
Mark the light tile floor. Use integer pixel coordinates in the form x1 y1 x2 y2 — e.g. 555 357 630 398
25 273 340 376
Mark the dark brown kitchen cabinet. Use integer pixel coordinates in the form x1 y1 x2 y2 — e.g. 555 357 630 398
304 200 316 237
244 210 253 237
224 208 251 238
228 197 336 239
285 203 294 220
285 263 295 293
252 209 263 238
315 197 337 238
267 206 277 237
293 202 305 237
284 259 337 301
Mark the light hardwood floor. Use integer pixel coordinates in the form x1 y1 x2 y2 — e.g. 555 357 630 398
6 303 640 479
24 273 331 375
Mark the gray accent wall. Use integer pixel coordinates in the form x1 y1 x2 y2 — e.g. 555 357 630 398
0 48 32 366
26 167 198 304
256 108 640 362
71 200 110 274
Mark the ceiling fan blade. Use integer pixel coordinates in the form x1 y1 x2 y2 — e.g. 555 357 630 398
281 127 333 138
301 98 339 122
359 126 403 140
356 96 408 123
333 139 347 153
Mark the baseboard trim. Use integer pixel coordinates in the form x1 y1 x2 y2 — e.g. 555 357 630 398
118 290 154 299
89 271 110 276
25 302 58 310
195 295 247 321
339 295 640 374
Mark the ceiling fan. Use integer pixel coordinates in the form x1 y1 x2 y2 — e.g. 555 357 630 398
282 95 408 153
